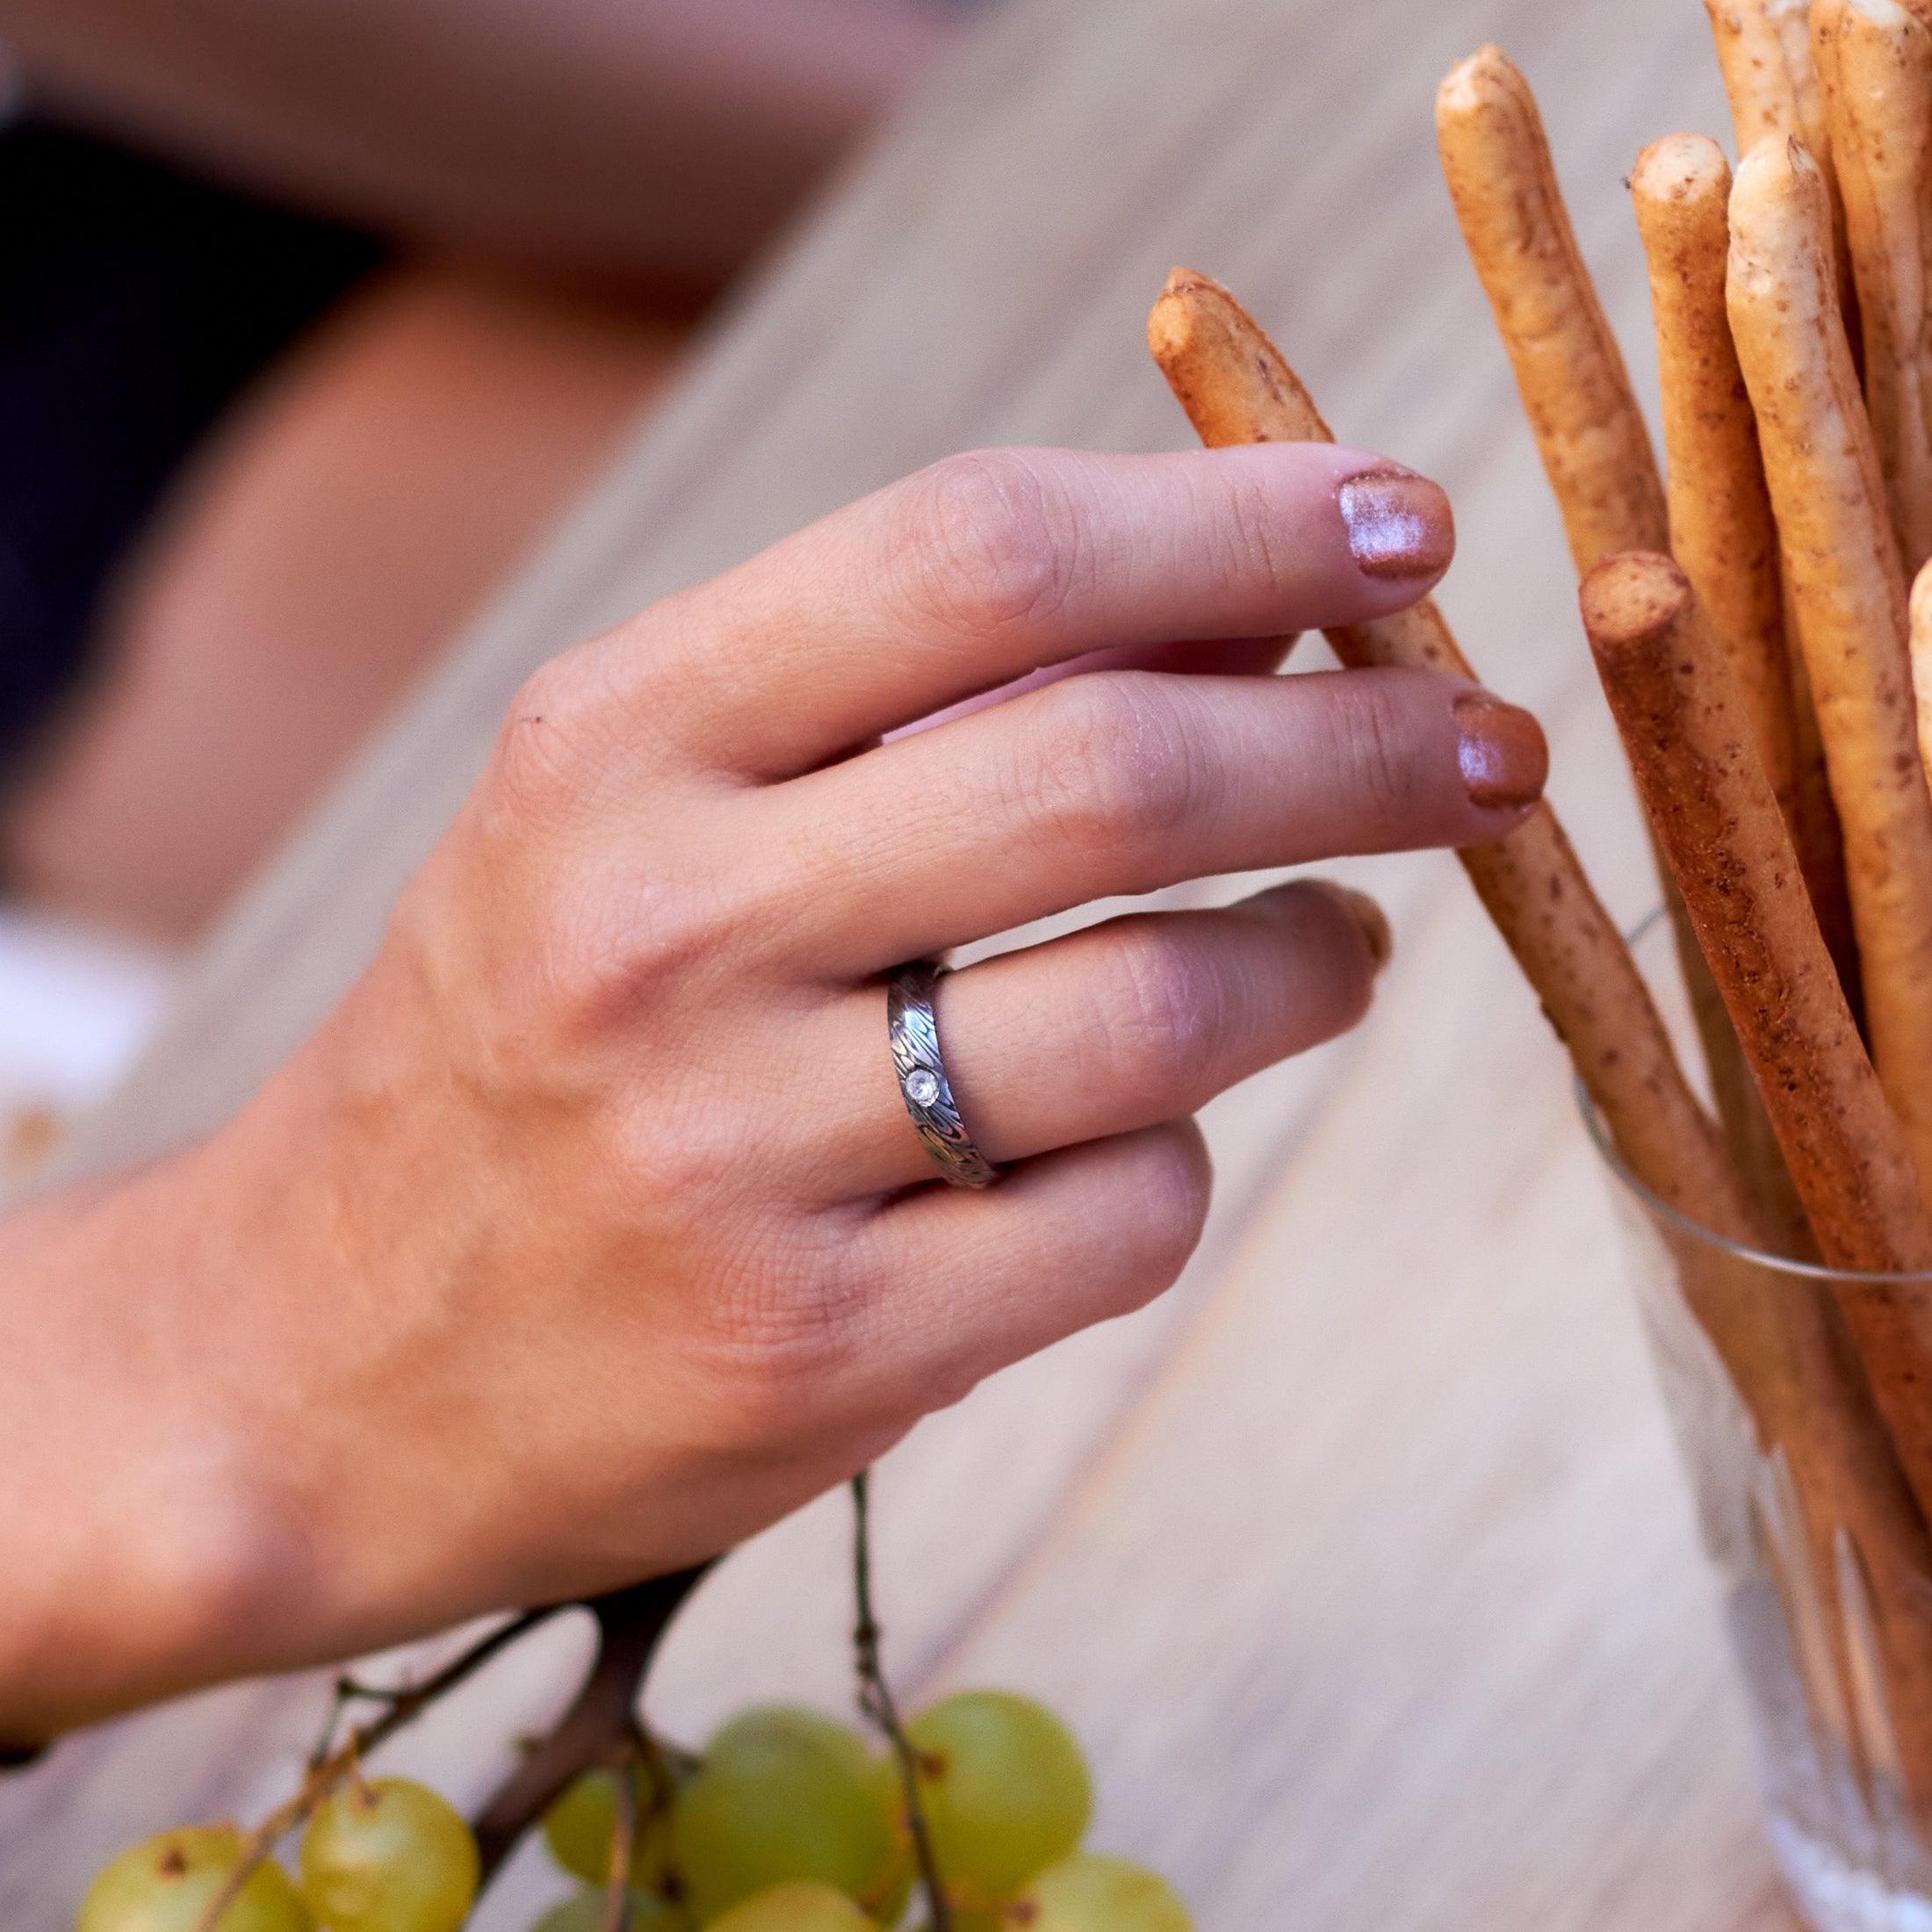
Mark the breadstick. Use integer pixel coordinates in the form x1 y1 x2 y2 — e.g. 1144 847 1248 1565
1912 560 1932 797
1148 269 1756 1244
1435 45 1669 571
1741 7 1872 989
1434 52 1785 1236
1710 1 1799 145
1815 0 1932 573
1633 138 1799 810
1706 0 1861 350
1728 136 1932 1200
1779 0 1833 162
1582 557 1932 1769
1582 556 1932 1268
1582 559 1932 1573
1630 134 1861 1071
1150 268 1932 1800
1784 587 1864 1032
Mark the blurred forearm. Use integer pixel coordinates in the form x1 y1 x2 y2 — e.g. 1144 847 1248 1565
0 0 960 287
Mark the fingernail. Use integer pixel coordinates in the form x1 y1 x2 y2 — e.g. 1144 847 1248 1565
1307 880 1394 973
1337 465 1455 580
1453 688 1548 811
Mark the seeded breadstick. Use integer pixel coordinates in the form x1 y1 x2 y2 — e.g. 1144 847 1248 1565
1729 136 1932 1199
1815 0 1932 573
1582 550 1932 1797
1630 134 1861 1062
1147 268 1757 1244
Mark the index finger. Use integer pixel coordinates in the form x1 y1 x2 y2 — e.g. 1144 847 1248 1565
624 442 1453 778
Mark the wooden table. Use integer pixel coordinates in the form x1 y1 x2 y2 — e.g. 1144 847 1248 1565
0 0 1808 1924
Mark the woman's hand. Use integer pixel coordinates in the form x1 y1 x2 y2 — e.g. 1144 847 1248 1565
0 443 1545 1738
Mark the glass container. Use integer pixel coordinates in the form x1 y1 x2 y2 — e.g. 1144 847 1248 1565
1590 1095 1932 1932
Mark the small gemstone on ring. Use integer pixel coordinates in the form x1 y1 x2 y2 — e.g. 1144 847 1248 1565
905 1069 941 1107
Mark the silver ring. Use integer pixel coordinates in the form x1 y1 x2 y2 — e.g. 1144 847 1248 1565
887 962 999 1189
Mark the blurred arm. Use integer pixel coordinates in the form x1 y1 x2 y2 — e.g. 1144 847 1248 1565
0 0 961 288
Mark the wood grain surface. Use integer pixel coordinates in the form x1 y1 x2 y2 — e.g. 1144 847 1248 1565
0 0 1807 1924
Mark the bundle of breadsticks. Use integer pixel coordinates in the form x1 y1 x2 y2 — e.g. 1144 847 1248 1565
1148 0 1932 1820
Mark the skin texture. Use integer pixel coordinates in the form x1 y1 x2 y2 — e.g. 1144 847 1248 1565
0 442 1546 1742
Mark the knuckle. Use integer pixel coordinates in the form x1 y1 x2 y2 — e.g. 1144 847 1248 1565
491 615 688 825
1010 674 1200 867
491 648 625 824
1095 922 1220 1099
898 450 1087 638
685 1215 875 1425
531 864 753 1046
1323 673 1429 823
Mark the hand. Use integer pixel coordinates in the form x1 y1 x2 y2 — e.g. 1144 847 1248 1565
0 443 1545 1736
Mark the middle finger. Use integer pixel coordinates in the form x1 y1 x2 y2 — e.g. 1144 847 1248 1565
774 662 1544 974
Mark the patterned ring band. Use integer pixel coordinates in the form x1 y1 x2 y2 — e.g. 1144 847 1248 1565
886 961 1000 1189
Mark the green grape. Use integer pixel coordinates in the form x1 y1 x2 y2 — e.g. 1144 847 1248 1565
669 1707 905 1924
527 1886 687 1932
865 1851 912 1931
999 1853 1192 1931
541 1768 680 1893
702 1882 876 1931
299 1777 478 1932
904 1692 1091 1913
76 1825 312 1932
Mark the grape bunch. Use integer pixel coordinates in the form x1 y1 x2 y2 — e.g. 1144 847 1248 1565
530 1690 1189 1932
73 1690 1186 1932
75 1700 1182 1932
70 1474 1191 1932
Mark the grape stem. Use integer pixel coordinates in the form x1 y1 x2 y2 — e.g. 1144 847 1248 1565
190 1604 563 1932
189 1565 711 1932
602 1750 639 1932
851 1471 952 1932
471 1565 713 1886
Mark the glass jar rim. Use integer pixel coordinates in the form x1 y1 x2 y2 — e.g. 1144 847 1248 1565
1575 1076 1932 1287
1576 1089 1932 1282
1581 908 1932 1282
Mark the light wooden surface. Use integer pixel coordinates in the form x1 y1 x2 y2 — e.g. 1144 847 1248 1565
0 0 1811 1925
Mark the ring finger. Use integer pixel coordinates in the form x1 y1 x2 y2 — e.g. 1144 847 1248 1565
805 876 1390 1198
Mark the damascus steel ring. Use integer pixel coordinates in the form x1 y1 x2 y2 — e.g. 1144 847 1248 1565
887 961 999 1189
